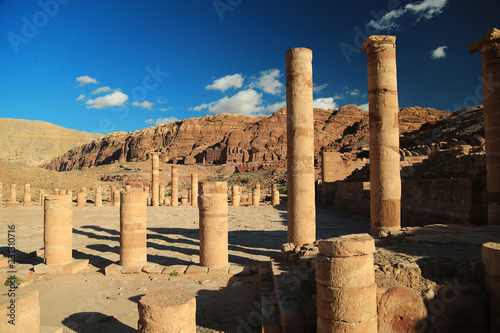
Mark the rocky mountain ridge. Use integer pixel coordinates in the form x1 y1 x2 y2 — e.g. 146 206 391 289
43 105 450 171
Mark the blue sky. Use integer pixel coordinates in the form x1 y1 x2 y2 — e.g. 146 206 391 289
0 0 498 134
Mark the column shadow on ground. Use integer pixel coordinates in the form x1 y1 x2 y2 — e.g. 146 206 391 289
62 312 135 333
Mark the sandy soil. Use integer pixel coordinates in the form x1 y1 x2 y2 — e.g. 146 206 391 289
0 200 369 332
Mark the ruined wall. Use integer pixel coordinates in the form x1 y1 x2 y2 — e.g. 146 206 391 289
328 178 487 226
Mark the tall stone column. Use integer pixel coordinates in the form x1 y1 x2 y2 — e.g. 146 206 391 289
120 192 147 267
95 187 102 207
286 47 316 247
191 173 198 207
252 184 260 207
316 234 377 332
23 184 31 207
232 185 240 207
113 190 121 207
159 185 165 205
152 153 160 207
39 189 45 206
10 184 16 202
44 195 73 265
362 36 401 236
271 184 280 206
469 28 500 225
198 182 228 267
77 190 86 207
171 165 179 207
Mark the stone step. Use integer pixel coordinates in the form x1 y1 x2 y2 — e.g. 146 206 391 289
270 259 316 333
259 261 281 333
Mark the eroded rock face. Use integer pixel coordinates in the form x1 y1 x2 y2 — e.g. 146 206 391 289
44 106 450 171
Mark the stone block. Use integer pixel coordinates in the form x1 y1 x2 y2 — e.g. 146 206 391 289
59 259 89 274
142 265 164 274
121 266 143 274
229 264 252 276
162 265 188 275
184 265 208 275
105 264 122 276
208 265 230 275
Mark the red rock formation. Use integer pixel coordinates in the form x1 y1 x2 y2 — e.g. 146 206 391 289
44 106 451 171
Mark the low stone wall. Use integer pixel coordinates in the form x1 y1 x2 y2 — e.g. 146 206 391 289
324 178 487 226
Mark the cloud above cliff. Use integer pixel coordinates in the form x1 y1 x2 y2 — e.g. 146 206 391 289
367 0 448 31
85 90 128 109
191 89 265 116
206 74 244 92
250 69 284 95
145 117 179 126
313 97 338 110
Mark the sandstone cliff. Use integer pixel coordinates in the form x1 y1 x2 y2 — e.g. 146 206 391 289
0 118 103 166
44 106 451 171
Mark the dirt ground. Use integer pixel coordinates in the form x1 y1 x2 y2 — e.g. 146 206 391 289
2 198 500 332
0 199 369 332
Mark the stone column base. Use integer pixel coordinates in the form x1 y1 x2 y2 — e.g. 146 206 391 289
33 259 89 275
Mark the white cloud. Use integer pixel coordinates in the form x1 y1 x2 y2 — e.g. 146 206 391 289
253 69 283 95
191 89 265 116
430 45 447 59
265 101 286 112
159 107 172 112
357 103 369 112
348 89 360 96
367 0 448 31
152 117 179 126
145 118 153 124
313 97 337 110
76 75 97 86
92 86 111 94
206 74 244 92
75 94 85 101
85 91 128 109
157 97 168 103
132 101 153 110
313 83 329 93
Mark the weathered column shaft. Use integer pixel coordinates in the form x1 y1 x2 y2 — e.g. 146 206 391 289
272 184 280 206
286 47 316 246
44 195 73 265
23 184 31 207
316 234 377 332
152 153 160 207
120 191 147 267
113 191 121 207
469 28 500 225
198 182 228 267
159 185 165 205
95 187 102 207
362 35 401 236
483 242 500 331
76 191 86 207
232 185 240 207
181 195 188 205
39 189 45 206
191 173 198 207
138 290 196 333
252 185 260 207
171 165 179 207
